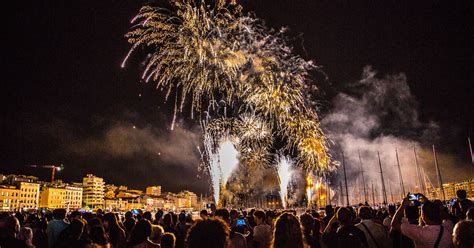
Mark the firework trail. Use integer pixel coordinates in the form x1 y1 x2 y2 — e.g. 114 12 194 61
203 132 221 205
277 156 293 208
123 0 337 196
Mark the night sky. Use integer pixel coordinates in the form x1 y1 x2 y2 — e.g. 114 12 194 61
2 0 472 193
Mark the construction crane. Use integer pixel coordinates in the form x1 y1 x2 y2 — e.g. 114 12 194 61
28 164 64 183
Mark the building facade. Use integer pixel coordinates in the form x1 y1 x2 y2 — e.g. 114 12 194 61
65 185 83 209
82 174 105 209
426 179 474 200
146 186 162 196
18 182 40 210
39 186 67 209
0 182 40 211
0 186 20 211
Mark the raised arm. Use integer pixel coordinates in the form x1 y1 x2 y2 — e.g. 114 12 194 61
391 196 409 231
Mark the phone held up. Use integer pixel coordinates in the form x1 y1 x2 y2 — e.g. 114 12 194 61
408 193 420 201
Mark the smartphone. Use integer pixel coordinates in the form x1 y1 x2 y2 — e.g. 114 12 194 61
408 194 419 201
449 198 457 206
236 218 246 226
131 209 139 215
206 203 212 209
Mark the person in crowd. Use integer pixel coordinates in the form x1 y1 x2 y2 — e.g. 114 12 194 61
161 232 176 248
174 212 191 248
271 213 305 248
392 196 453 248
142 212 152 222
383 205 396 230
199 210 208 219
252 210 272 248
0 215 28 248
47 209 69 248
127 219 160 248
162 213 175 234
452 220 474 248
123 211 136 238
465 207 473 221
453 190 473 220
70 211 83 221
153 210 163 225
103 212 127 248
54 218 87 248
149 224 164 244
187 217 230 248
355 206 391 248
322 205 336 231
323 207 367 248
30 215 48 248
230 209 239 226
215 209 247 248
18 226 35 248
170 213 178 229
390 205 418 248
300 213 320 248
87 224 110 248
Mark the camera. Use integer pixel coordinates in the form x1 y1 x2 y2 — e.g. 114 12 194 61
206 203 212 209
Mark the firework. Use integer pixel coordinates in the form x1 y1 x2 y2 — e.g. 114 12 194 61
277 156 293 208
123 1 336 181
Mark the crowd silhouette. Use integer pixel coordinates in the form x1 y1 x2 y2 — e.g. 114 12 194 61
1 190 473 248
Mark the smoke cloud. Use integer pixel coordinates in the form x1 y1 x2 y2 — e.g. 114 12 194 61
67 122 202 167
322 66 470 204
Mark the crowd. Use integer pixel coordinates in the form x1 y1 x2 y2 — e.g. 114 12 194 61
0 189 473 248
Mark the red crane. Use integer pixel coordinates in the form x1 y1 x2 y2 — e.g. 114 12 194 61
28 164 64 183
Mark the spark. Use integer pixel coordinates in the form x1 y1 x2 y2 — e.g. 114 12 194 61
306 173 313 208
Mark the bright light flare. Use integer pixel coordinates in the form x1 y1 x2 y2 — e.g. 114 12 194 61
277 156 293 209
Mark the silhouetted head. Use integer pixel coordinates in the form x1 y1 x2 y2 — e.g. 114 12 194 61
67 219 86 240
325 205 334 216
187 217 229 248
125 211 133 220
150 224 164 244
129 219 152 246
215 209 230 223
163 213 173 227
143 211 152 221
161 232 176 248
70 210 82 220
53 208 67 220
358 206 372 220
155 210 164 221
404 205 420 222
89 225 109 246
466 207 474 221
453 220 474 248
336 207 352 225
200 209 208 218
456 190 467 200
388 205 396 216
272 213 304 248
422 201 441 225
0 216 20 238
253 210 266 225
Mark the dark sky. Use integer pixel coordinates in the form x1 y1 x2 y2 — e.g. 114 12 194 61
2 0 472 193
